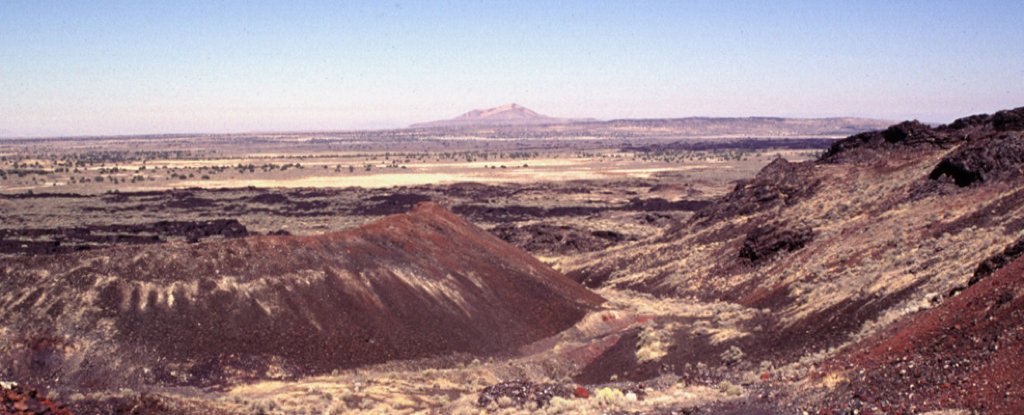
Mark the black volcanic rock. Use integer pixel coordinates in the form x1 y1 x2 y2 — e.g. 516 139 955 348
821 121 959 162
490 223 629 255
928 131 1024 186
824 107 1024 164
695 158 818 223
970 235 1024 286
739 222 814 263
0 219 249 255
353 192 433 215
882 121 941 144
944 113 993 130
625 197 711 212
993 107 1024 132
937 107 1024 135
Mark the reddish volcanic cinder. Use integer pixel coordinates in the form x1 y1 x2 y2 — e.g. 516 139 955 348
0 202 603 391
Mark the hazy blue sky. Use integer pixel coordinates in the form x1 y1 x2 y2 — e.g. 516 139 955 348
1 1 1022 136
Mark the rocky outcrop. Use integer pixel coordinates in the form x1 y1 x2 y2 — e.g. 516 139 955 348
935 107 1024 136
993 107 1024 132
816 107 1024 193
694 158 818 223
739 222 814 263
970 235 1024 286
820 121 957 162
928 131 1024 186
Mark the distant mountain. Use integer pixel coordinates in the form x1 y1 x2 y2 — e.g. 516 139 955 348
410 103 584 128
410 104 891 136
589 116 894 137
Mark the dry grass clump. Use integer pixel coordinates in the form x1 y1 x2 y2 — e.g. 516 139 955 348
636 321 676 363
719 346 745 365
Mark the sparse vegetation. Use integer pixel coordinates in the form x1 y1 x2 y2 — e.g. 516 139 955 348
4 107 1023 414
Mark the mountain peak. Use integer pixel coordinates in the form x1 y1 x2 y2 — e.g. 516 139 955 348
410 103 572 128
460 103 542 120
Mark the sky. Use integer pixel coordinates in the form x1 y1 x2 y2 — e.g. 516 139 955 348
1 1 1023 137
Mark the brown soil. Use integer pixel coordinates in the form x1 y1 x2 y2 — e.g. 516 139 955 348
823 256 1024 413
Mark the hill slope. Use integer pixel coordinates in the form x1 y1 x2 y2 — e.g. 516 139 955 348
564 107 1024 383
0 202 603 391
823 255 1024 413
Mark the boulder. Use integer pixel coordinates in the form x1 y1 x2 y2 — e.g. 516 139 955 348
739 222 814 263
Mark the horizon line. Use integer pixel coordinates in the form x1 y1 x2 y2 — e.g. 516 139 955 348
0 112 908 141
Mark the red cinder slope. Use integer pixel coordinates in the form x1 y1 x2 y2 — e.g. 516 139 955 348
826 256 1024 413
0 202 603 391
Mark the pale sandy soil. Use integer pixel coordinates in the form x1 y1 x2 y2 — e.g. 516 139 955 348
3 150 810 193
